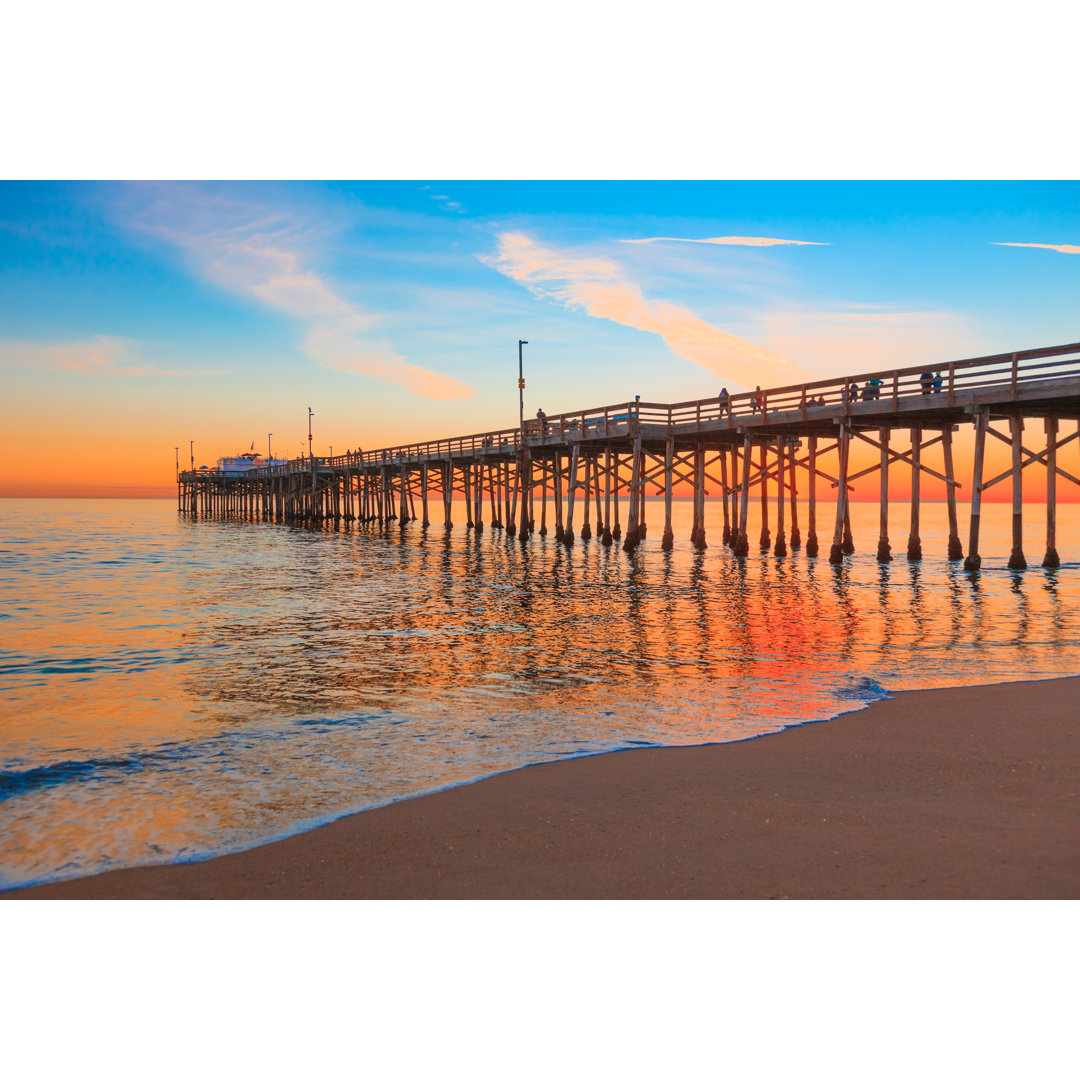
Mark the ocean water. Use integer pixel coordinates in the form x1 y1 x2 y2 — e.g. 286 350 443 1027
2 495 1079 890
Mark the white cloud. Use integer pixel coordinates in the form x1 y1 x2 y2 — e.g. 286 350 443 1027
480 232 809 388
0 336 219 377
622 235 828 247
116 184 473 400
992 242 1080 254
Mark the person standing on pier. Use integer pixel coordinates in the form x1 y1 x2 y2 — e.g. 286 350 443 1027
751 386 764 413
920 369 934 394
718 387 731 415
536 408 548 439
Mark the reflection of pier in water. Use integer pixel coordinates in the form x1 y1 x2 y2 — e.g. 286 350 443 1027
180 342 1080 572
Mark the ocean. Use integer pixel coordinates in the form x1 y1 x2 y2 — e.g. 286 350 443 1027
2 495 1079 890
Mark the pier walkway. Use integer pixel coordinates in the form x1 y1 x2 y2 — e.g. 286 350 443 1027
179 341 1080 570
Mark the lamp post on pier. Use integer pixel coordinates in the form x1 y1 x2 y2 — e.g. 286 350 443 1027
518 339 528 436
308 408 314 459
190 440 194 469
268 433 272 464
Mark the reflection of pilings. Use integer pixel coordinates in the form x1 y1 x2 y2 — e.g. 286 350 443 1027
611 453 621 541
1008 415 1027 570
1044 416 1060 568
518 452 532 543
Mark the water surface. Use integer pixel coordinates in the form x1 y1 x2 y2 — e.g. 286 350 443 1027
2 496 1079 889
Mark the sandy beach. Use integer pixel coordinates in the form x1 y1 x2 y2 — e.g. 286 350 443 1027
7 677 1079 900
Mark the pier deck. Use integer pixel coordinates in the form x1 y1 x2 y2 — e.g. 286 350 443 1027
179 341 1080 570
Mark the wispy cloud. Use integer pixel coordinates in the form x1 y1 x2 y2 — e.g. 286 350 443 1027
748 308 981 374
991 242 1080 254
622 236 828 247
0 336 219 377
480 232 809 387
116 184 473 400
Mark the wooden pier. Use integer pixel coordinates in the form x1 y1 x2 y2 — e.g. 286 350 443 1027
179 342 1080 571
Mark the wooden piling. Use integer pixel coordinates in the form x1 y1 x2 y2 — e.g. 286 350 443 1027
622 436 642 551
805 436 819 557
942 426 962 560
1044 416 1060 568
662 437 675 550
580 454 593 541
758 441 770 550
964 409 987 571
906 427 922 561
563 445 579 547
1008 414 1027 570
774 436 787 557
735 435 752 558
877 428 892 562
829 425 850 565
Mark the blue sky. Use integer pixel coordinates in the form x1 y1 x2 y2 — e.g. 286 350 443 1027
1 180 1078 489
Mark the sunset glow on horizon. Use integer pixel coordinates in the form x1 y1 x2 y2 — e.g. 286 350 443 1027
2 181 1078 499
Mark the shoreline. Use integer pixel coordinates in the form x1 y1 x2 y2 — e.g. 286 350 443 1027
6 675 1079 899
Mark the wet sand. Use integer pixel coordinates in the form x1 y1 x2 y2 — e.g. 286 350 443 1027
7 677 1079 899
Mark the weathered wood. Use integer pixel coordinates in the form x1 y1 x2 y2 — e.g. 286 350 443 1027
942 426 962 559
907 426 922 561
1008 415 1027 569
774 436 787 557
758 441 770 550
580 454 593 541
964 409 987 571
829 425 850 565
622 436 642 551
877 428 892 562
788 441 800 550
563 444 579 547
735 435 752 558
1044 416 1060 568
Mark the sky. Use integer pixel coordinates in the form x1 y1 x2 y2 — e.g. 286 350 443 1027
1 180 1078 497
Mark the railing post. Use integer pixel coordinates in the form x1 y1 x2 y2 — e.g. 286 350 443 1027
947 363 956 406
892 372 899 409
1010 352 1018 400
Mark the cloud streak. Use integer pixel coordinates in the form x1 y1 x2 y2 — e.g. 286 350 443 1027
481 232 809 387
117 185 473 400
622 235 828 247
992 242 1080 254
0 336 219 377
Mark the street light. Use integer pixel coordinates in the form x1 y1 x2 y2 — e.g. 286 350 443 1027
174 446 179 478
518 339 528 433
308 407 314 461
190 440 194 469
268 433 273 463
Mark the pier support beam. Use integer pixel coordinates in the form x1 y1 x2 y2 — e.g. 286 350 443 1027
942 426 963 559
662 437 675 550
1044 416 1060 568
735 435 752 558
623 436 642 551
758 441 770 550
773 437 787 556
1008 415 1027 570
563 445 579 547
829 425 850 565
907 426 922 561
788 440 800 550
964 409 987 571
806 436 819 557
877 428 892 562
